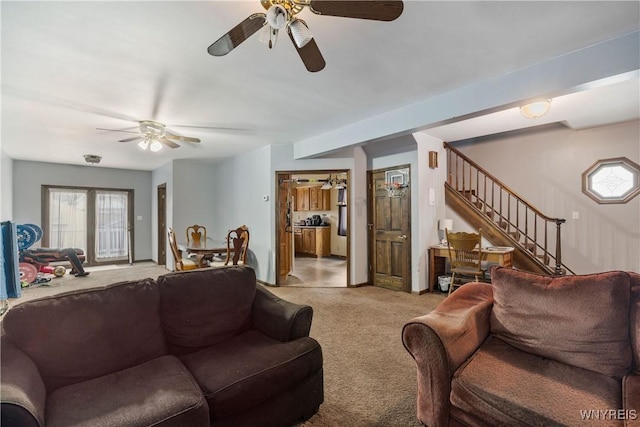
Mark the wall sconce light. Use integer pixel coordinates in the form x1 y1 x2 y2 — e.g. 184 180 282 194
520 100 551 119
429 151 438 168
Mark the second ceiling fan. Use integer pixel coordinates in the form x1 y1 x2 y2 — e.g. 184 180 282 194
208 0 404 72
103 120 201 152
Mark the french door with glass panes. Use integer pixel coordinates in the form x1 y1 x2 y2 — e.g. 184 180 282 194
42 186 133 266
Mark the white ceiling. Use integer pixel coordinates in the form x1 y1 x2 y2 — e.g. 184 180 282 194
2 1 639 171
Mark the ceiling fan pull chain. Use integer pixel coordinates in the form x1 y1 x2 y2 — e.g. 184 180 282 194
269 27 278 49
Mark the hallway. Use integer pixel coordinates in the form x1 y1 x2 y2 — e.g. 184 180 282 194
283 256 347 288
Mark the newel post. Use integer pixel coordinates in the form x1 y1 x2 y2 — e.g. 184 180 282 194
554 219 566 275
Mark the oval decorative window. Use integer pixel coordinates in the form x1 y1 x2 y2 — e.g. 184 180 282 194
582 157 640 204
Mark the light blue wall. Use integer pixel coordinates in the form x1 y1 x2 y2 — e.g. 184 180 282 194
209 146 273 281
1 150 13 220
12 161 153 260
172 160 218 243
151 161 173 269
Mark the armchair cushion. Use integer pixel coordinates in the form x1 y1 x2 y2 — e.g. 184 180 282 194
490 267 632 378
623 373 640 426
451 336 622 426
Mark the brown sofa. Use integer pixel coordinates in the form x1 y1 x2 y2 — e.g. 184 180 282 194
1 266 323 427
403 267 640 426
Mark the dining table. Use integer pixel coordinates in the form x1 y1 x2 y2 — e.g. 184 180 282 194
181 240 229 260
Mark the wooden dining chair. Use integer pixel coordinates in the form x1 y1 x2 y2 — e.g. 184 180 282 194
225 225 250 265
445 228 486 295
186 224 207 245
168 228 205 271
209 225 250 268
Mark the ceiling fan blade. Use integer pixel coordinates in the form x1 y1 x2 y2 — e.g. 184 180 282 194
169 124 252 132
165 130 201 143
96 127 139 134
309 1 403 21
159 137 181 149
287 29 325 72
166 135 201 143
118 136 144 143
208 13 267 56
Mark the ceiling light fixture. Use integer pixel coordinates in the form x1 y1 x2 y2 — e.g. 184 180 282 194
149 140 163 152
520 100 551 119
138 140 150 150
137 135 164 153
83 154 102 165
321 175 347 190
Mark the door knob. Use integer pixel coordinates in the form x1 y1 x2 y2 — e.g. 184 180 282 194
399 234 407 240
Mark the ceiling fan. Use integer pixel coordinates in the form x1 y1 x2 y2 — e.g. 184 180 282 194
98 120 200 152
208 0 404 72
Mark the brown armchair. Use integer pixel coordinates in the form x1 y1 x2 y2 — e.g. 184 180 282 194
402 267 640 427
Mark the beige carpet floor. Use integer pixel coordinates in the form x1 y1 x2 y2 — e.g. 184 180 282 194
6 263 445 426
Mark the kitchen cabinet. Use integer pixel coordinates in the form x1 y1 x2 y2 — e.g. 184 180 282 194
302 228 315 254
294 226 331 257
294 228 303 252
295 187 330 211
296 187 310 211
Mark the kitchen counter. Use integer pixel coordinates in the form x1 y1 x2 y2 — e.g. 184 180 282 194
293 226 331 257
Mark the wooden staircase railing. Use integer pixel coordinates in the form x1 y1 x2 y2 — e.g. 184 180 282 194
445 142 574 275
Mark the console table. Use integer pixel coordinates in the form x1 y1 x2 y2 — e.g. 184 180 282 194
428 244 514 292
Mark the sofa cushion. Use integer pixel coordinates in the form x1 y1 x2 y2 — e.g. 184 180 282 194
158 267 256 355
490 267 632 378
45 355 209 427
2 278 167 391
451 336 622 427
179 330 323 421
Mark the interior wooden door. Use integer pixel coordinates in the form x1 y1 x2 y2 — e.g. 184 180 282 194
277 173 292 284
157 184 166 266
370 167 411 292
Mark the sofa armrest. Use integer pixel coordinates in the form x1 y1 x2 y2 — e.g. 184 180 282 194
252 284 313 342
402 282 493 427
1 336 46 427
623 372 640 427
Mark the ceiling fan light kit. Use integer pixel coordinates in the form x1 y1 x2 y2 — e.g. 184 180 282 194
138 140 150 150
208 0 404 72
149 140 163 152
266 4 288 29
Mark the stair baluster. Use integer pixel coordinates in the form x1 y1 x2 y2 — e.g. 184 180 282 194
445 142 574 275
